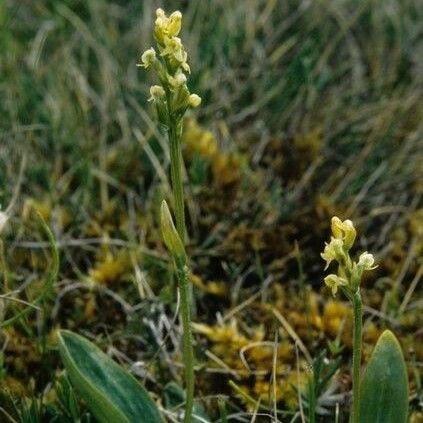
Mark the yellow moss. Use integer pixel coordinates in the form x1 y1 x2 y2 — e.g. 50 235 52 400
251 378 271 399
408 208 423 237
322 301 352 340
192 320 249 348
189 273 228 297
84 293 97 320
183 117 244 186
88 248 129 285
56 206 73 230
244 370 307 410
211 153 243 186
361 322 381 361
1 375 28 396
23 198 52 221
293 126 322 158
3 327 41 374
86 200 119 236
184 118 218 160
278 370 308 409
363 322 380 345
309 293 323 330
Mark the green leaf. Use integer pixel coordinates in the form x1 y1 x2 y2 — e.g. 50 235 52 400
359 330 408 423
58 330 163 423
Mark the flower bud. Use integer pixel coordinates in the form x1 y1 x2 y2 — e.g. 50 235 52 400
168 11 182 37
331 216 344 239
156 8 165 19
357 252 376 270
154 9 168 43
160 200 186 264
149 85 166 102
188 94 201 108
169 70 187 87
342 220 356 250
331 216 356 250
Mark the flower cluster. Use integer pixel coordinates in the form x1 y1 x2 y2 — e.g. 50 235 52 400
321 217 376 296
138 9 201 124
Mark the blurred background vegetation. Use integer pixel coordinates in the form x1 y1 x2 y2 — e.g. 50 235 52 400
0 0 422 421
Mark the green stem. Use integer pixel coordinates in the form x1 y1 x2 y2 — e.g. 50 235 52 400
177 265 194 423
168 119 185 242
168 116 194 422
351 290 362 423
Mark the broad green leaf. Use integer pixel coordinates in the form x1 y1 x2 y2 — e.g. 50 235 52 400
58 330 163 423
359 330 408 423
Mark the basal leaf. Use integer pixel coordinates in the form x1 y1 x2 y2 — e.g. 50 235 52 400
58 330 163 423
359 330 408 423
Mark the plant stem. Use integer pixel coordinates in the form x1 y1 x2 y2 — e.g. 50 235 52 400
168 117 194 423
351 290 362 423
168 119 185 242
177 264 194 423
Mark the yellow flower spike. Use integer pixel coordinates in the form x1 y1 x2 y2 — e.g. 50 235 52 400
324 274 348 296
141 9 199 423
322 216 378 423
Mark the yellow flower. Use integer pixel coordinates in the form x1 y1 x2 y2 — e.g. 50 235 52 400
167 11 182 37
357 252 377 270
161 36 188 65
148 85 166 101
188 94 201 108
331 216 356 250
139 47 156 68
168 70 187 87
155 9 182 42
321 237 344 269
324 274 348 296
